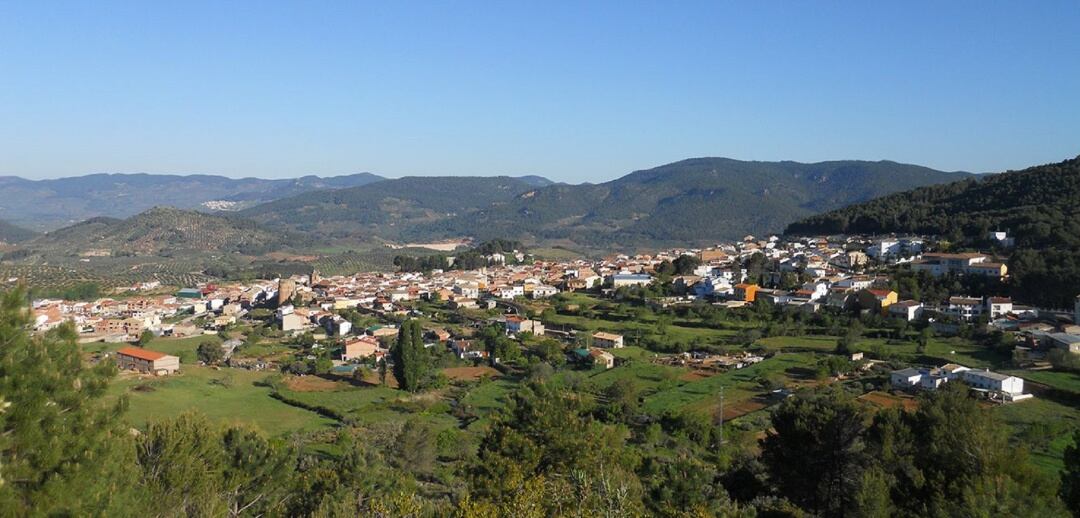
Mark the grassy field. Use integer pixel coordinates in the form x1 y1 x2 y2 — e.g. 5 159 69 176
529 247 586 261
643 352 819 416
608 345 660 361
995 398 1080 478
1006 369 1080 395
587 361 685 394
461 377 520 430
109 366 336 437
757 335 1005 369
83 334 223 364
543 310 740 345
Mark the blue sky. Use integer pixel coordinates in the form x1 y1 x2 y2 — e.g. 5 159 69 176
1 1 1078 182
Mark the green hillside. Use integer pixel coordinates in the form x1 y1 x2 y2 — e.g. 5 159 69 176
786 155 1080 307
24 207 308 256
430 158 968 246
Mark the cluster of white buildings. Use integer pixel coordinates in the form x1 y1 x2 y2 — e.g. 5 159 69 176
890 363 1028 400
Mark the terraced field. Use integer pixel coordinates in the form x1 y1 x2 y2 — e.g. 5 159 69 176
0 262 212 294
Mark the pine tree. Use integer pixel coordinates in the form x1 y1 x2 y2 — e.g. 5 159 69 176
761 387 868 516
0 286 141 514
1062 431 1080 516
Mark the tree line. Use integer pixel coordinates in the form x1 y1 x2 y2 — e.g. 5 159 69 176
393 239 525 273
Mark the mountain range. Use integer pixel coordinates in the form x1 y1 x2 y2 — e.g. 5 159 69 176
0 172 385 230
2 157 974 254
240 158 970 247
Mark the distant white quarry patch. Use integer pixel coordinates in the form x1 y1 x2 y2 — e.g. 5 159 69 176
201 200 243 211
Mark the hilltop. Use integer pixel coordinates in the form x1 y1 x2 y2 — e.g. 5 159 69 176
23 207 308 256
786 155 1080 307
0 172 385 230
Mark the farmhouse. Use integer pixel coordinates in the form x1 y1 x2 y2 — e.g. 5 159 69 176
592 331 624 349
890 365 1024 397
571 348 615 369
115 346 180 375
961 369 1024 396
589 348 616 369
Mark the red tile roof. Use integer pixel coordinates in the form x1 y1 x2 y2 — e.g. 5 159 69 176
116 346 169 361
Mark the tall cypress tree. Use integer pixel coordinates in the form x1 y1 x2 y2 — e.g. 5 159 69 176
392 320 427 392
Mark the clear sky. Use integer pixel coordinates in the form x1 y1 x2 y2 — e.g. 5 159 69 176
1 1 1078 182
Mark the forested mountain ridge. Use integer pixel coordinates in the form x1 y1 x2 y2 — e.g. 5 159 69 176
245 158 969 247
238 176 554 239
0 172 385 230
786 155 1080 307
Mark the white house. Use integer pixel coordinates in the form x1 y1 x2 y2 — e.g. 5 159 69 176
834 276 874 291
891 365 1023 397
592 332 625 349
531 285 559 298
454 283 480 300
331 318 352 336
799 281 830 301
694 276 732 298
888 300 923 321
946 296 984 321
866 239 901 260
985 297 1013 319
961 369 1024 396
891 367 922 388
494 285 524 299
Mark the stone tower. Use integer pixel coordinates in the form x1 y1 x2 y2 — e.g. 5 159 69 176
278 279 296 307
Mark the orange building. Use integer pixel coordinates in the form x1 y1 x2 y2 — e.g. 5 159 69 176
734 283 759 302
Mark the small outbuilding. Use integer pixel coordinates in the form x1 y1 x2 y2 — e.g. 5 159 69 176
115 346 180 375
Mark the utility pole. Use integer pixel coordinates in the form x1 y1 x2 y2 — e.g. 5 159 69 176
718 385 724 446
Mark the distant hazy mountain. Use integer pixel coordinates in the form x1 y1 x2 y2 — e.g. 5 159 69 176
0 172 385 230
23 207 310 256
239 176 555 239
0 219 37 244
243 158 969 247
